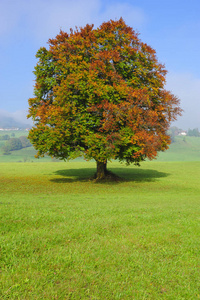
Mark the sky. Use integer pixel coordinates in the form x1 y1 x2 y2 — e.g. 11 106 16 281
0 0 199 129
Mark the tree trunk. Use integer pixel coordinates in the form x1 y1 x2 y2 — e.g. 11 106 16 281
96 160 107 180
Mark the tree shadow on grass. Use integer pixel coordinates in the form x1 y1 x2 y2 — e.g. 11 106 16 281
50 167 170 184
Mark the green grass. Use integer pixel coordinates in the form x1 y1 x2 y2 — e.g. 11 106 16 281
0 130 29 138
0 131 55 162
0 146 56 163
156 136 200 161
1 134 200 163
0 161 200 299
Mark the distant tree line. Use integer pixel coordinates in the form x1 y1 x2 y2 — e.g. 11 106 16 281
0 134 11 140
1 136 32 155
187 128 200 137
0 133 16 140
168 126 200 142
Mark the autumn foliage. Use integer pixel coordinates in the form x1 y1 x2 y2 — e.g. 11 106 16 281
28 18 181 179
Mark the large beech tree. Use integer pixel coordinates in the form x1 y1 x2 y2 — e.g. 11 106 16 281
28 18 181 179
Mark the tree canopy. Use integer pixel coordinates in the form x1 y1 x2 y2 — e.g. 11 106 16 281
187 128 200 137
28 18 182 179
1 136 32 155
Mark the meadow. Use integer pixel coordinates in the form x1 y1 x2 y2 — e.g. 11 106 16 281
0 131 54 163
0 132 200 163
0 133 200 299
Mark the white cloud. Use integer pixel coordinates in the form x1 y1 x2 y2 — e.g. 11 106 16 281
0 109 33 125
0 0 146 42
12 109 32 125
166 72 200 130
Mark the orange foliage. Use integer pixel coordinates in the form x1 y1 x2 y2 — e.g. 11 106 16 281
28 18 182 166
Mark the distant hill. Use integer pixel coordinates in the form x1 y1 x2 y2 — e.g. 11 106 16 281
156 136 200 161
0 113 31 129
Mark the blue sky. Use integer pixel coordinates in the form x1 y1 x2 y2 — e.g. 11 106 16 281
0 0 199 129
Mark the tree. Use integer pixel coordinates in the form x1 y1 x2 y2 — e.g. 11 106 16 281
19 136 32 148
5 138 22 151
28 18 182 180
0 134 10 140
168 126 180 143
1 145 11 155
187 128 200 137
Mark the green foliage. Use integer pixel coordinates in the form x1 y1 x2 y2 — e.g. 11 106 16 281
187 128 200 137
0 134 10 140
168 126 180 142
1 135 200 162
19 136 32 148
1 136 32 155
28 19 181 179
5 138 22 151
1 145 11 155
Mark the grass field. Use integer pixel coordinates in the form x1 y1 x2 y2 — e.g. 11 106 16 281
0 160 200 299
0 131 53 163
156 136 200 162
1 133 200 163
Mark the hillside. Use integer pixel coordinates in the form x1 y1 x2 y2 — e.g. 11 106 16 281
0 130 56 162
0 132 200 163
0 113 31 129
156 136 200 161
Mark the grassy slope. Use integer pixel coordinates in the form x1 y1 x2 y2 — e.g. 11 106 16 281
0 134 200 163
0 130 29 138
156 136 200 161
0 131 53 162
0 161 200 299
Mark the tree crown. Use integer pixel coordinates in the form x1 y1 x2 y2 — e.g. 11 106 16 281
28 18 182 165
